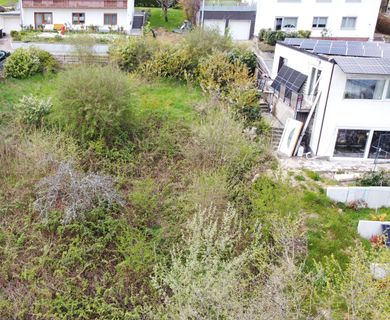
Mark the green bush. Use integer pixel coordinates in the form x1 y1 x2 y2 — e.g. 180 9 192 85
28 47 58 73
227 47 257 75
261 29 311 45
141 46 196 80
4 48 57 79
183 27 232 61
53 65 132 146
10 30 21 41
109 37 156 72
358 170 390 186
197 51 259 118
15 95 52 128
3 48 40 79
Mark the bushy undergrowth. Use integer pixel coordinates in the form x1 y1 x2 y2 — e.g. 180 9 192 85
15 94 52 128
1 64 389 319
53 64 132 146
258 28 311 45
4 47 58 79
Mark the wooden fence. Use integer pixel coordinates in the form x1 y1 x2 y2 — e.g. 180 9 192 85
53 54 109 65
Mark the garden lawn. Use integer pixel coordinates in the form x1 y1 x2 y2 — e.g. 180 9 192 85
0 0 15 6
137 7 185 31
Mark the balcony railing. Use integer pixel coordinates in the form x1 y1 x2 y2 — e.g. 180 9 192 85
22 0 127 9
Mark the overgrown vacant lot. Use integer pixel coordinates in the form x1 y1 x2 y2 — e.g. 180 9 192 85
1 30 389 319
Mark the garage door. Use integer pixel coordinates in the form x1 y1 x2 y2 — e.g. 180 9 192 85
1 16 21 34
228 20 251 41
203 19 226 36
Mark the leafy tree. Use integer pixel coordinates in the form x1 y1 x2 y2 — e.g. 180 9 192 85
157 0 175 22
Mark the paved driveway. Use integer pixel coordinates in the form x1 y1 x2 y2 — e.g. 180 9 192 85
0 36 12 52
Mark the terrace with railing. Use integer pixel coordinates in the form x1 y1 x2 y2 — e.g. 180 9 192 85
22 0 128 9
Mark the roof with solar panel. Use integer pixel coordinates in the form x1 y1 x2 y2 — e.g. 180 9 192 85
280 38 390 75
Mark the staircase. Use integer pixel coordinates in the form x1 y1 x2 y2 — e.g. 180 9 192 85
271 127 284 149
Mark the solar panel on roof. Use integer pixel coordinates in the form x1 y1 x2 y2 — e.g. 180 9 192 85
334 57 390 75
363 47 382 57
347 46 364 57
287 38 304 46
271 65 308 97
329 47 347 55
300 39 317 50
313 44 331 54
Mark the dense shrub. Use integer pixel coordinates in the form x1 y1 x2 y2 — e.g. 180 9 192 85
10 30 21 41
53 64 132 146
227 47 257 75
183 27 232 60
34 160 124 224
185 108 258 168
15 95 52 128
4 48 40 79
197 51 259 117
4 48 57 79
109 37 156 72
29 47 58 73
141 45 196 80
358 170 390 186
259 29 311 45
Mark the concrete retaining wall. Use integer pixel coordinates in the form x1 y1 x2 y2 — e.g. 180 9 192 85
327 186 390 208
12 41 109 55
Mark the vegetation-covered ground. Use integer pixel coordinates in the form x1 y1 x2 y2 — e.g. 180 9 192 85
137 7 185 31
1 30 389 319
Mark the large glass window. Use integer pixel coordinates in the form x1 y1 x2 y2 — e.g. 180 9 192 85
334 129 369 158
368 131 390 159
344 79 385 100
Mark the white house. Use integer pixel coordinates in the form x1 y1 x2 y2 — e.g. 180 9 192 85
200 0 382 41
265 38 390 160
1 0 142 34
254 0 382 40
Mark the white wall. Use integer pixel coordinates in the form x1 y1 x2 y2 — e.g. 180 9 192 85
271 43 390 159
317 67 390 158
327 186 390 208
22 8 128 30
271 43 334 154
255 0 381 39
20 0 135 31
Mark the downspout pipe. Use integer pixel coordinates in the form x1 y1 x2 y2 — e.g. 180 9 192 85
315 58 336 155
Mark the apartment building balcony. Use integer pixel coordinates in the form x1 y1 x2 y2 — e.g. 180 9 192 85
22 0 128 9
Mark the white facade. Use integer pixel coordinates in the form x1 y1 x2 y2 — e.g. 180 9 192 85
255 0 381 40
18 0 135 32
272 43 390 160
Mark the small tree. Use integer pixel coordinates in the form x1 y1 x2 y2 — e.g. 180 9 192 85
179 0 201 25
157 0 175 22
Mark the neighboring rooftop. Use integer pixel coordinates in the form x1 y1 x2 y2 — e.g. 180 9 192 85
281 38 390 58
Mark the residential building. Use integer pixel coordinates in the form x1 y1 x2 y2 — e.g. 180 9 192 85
0 0 143 34
254 0 382 40
263 38 390 160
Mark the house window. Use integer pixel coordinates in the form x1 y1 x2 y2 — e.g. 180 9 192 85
104 14 117 25
312 17 328 29
278 57 287 72
275 17 298 30
341 17 357 29
334 129 369 158
344 79 385 100
34 12 52 28
72 13 85 24
368 131 390 159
